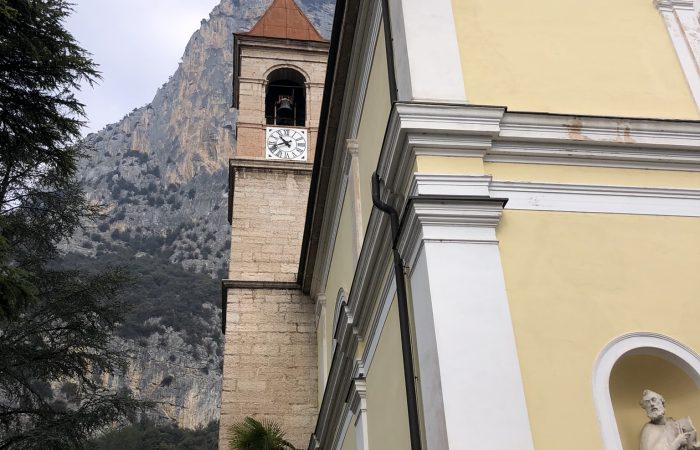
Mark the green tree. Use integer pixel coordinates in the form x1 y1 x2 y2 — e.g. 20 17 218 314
228 417 296 450
0 0 99 317
0 0 150 447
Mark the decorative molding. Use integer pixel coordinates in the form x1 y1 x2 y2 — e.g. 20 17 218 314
332 288 348 347
221 279 300 290
311 149 351 296
398 196 507 270
230 158 314 174
315 293 327 328
347 139 364 264
263 63 312 82
409 174 492 198
654 0 700 110
349 378 367 416
492 181 700 217
307 0 381 297
410 173 700 217
330 403 354 450
593 332 700 450
377 103 503 208
350 378 370 450
344 0 382 139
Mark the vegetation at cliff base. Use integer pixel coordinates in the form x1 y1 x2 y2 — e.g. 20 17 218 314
88 420 219 450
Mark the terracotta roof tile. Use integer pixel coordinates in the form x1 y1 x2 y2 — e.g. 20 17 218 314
244 0 326 42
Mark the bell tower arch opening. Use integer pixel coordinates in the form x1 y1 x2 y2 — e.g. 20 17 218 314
265 67 306 127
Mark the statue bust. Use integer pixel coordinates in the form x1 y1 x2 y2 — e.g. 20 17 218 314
639 389 700 450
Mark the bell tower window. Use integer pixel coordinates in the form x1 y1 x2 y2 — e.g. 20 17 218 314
265 68 306 127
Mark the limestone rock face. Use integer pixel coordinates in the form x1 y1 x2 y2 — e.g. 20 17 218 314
73 0 334 430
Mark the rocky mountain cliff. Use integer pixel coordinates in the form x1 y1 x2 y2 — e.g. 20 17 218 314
70 0 335 430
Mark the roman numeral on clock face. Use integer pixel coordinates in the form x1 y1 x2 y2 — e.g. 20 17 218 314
265 127 308 161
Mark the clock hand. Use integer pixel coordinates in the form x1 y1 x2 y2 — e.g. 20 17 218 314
280 137 292 147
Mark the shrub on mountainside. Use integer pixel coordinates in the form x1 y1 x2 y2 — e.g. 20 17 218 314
89 419 219 450
57 249 221 349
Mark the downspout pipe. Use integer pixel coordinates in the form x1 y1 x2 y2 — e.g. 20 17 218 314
371 172 422 450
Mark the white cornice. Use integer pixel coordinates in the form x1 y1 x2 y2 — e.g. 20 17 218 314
655 0 695 11
410 173 700 217
492 181 700 217
348 378 367 416
398 197 506 270
409 174 492 197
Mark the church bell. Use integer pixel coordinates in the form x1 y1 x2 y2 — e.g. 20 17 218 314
275 95 295 125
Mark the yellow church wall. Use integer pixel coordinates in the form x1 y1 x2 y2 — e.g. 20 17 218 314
319 18 391 386
323 15 391 343
357 22 392 230
610 354 700 450
323 188 355 372
340 419 357 450
450 0 699 119
415 155 485 175
486 162 700 189
496 211 700 449
366 300 412 450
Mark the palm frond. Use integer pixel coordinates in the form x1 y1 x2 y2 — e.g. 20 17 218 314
228 416 296 450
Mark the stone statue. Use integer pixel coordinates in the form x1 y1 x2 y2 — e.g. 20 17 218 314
639 389 700 450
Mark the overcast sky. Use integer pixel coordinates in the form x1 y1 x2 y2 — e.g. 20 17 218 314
66 0 220 135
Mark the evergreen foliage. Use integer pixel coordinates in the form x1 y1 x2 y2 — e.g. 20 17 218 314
0 269 152 449
0 0 99 317
0 0 151 446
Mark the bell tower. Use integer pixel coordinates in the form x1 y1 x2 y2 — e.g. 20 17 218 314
220 0 328 447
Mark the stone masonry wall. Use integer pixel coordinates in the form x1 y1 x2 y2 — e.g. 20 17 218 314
236 42 327 160
228 165 311 282
219 287 317 447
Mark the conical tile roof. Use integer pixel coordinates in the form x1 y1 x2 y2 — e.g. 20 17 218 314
244 0 326 42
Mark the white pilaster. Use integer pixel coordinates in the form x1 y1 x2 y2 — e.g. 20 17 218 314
350 379 369 450
347 139 363 263
386 0 467 102
316 293 329 397
399 195 534 450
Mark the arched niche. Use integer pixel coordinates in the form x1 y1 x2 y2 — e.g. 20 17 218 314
594 333 700 450
265 67 306 127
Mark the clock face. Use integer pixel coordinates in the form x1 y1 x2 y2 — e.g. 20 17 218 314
265 127 308 161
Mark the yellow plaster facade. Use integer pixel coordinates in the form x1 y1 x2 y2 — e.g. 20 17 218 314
320 20 391 380
303 1 700 448
487 162 700 189
366 302 411 450
323 190 354 370
497 210 700 449
451 0 699 119
340 421 357 450
357 24 391 230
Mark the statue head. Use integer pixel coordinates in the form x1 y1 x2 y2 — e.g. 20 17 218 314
640 389 666 422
